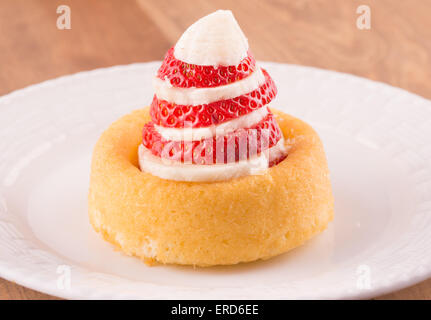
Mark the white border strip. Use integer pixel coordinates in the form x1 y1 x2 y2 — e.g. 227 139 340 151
153 67 265 105
155 106 269 141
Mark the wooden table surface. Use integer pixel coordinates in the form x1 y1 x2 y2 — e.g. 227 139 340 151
0 0 430 300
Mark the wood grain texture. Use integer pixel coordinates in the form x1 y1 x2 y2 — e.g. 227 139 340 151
0 0 430 300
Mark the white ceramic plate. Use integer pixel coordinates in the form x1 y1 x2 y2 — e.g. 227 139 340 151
0 62 430 300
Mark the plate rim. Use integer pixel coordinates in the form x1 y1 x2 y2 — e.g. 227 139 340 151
0 61 430 300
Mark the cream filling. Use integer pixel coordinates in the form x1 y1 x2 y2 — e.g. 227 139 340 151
174 10 248 66
153 67 265 106
155 106 269 141
138 138 287 182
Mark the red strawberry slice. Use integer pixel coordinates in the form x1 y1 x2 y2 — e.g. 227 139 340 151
151 69 277 128
142 112 283 165
157 47 257 88
269 153 287 168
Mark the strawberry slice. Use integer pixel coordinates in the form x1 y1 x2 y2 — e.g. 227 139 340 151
157 47 257 88
142 112 282 165
151 69 277 128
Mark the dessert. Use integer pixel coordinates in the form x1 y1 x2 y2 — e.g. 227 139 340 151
89 10 334 266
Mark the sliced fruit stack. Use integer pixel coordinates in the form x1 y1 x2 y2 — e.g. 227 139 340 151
139 10 287 181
